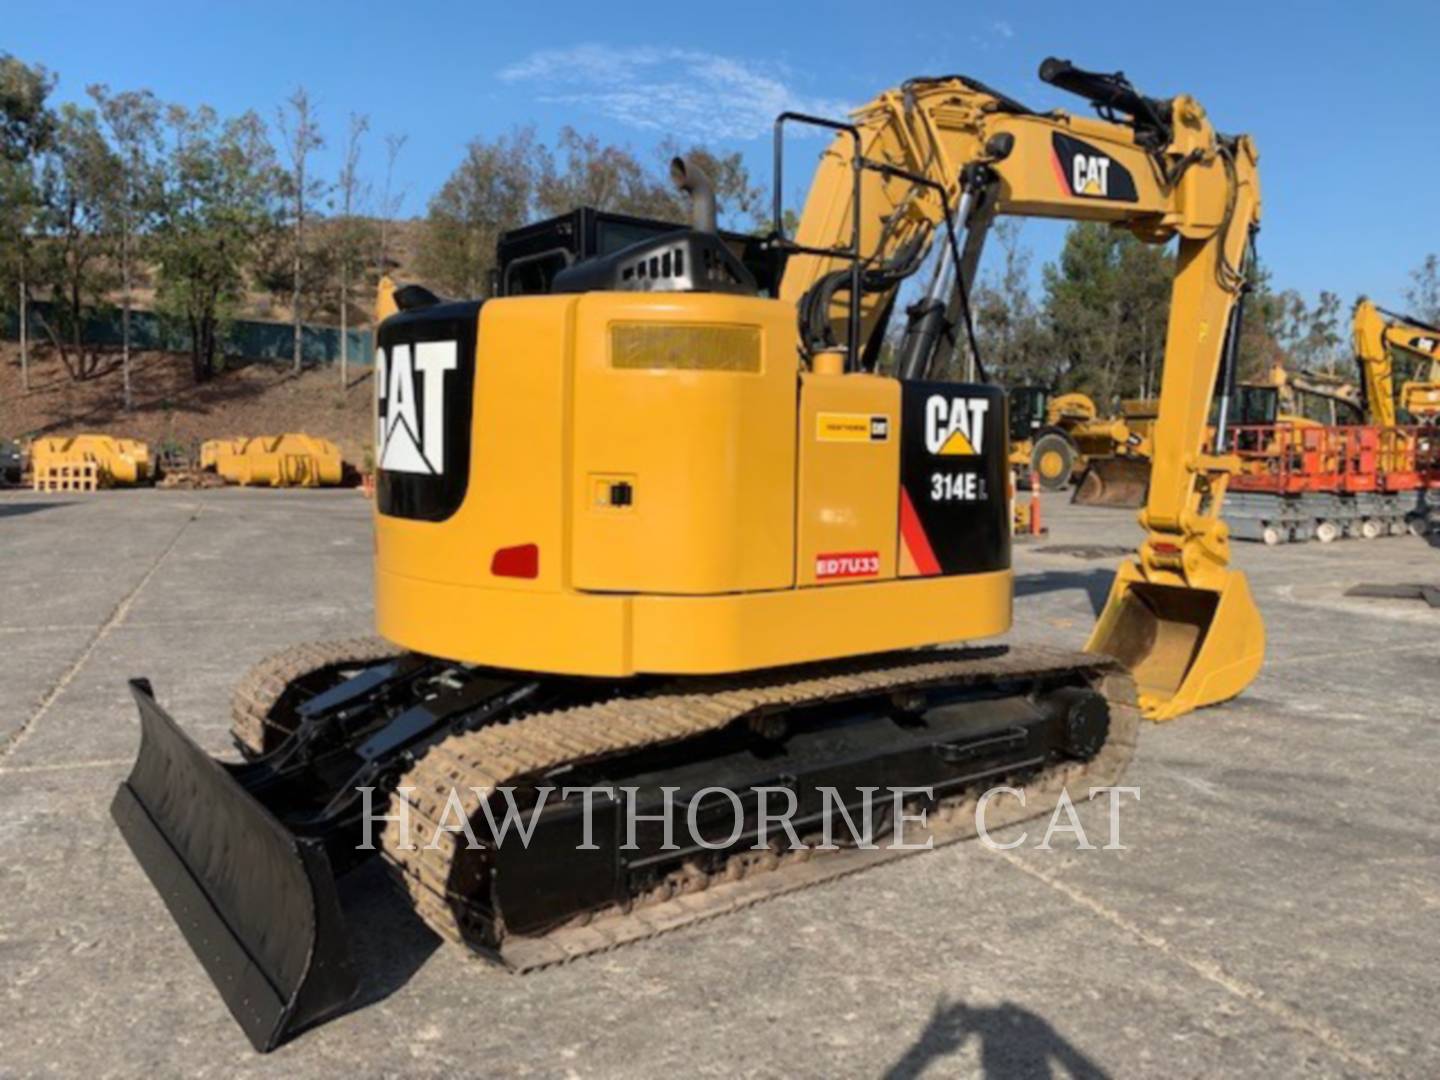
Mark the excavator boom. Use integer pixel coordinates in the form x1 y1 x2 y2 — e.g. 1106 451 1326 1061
777 59 1264 719
1352 298 1440 425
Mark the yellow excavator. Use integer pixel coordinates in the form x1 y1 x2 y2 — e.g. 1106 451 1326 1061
112 58 1264 1051
1351 298 1440 425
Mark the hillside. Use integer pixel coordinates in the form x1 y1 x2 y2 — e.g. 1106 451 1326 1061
0 218 431 470
19 216 428 328
0 344 376 466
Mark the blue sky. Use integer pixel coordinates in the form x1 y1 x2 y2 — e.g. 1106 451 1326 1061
11 0 1439 309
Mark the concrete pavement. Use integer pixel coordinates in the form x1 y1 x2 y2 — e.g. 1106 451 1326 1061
1 489 1437 1078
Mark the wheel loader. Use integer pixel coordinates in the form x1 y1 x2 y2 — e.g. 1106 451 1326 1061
112 58 1265 1051
1007 386 1153 506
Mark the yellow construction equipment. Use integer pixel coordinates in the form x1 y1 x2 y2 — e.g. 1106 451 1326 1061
198 437 245 471
1008 388 1153 506
29 434 152 487
1351 298 1440 425
1267 363 1363 426
200 434 345 487
113 58 1264 1051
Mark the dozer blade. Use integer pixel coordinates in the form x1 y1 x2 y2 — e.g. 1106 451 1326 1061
1085 563 1264 721
110 679 357 1052
1072 457 1150 507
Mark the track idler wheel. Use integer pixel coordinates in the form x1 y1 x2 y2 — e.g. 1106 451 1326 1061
1041 686 1111 759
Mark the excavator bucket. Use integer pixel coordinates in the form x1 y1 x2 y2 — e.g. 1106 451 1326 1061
1085 562 1265 721
1072 457 1151 508
110 680 357 1052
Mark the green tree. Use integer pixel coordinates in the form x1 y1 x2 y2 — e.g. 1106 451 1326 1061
1234 257 1287 382
0 53 54 162
416 127 770 298
535 129 766 228
534 127 670 219
89 84 162 409
0 54 56 392
152 105 278 381
333 112 373 387
1040 223 1174 404
1276 288 1345 372
376 132 407 275
971 220 1051 386
275 86 326 373
34 103 121 381
417 127 538 297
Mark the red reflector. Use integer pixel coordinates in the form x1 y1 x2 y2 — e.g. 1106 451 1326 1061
491 544 539 579
1152 541 1181 555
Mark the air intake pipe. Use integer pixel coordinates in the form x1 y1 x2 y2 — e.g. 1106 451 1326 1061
669 156 718 234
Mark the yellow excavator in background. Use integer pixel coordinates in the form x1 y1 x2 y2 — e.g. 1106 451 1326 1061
1351 298 1440 425
112 58 1264 1051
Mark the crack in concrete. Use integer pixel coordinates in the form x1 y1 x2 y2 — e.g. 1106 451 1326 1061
1 508 201 763
0 757 133 775
991 849 1391 1076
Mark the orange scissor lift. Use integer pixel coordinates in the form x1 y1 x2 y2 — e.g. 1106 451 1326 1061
1224 423 1440 543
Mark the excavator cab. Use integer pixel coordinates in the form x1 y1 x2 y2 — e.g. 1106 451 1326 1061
1227 383 1279 452
1008 385 1050 444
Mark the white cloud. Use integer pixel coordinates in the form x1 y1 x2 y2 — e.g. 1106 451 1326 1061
991 19 1015 39
498 44 854 142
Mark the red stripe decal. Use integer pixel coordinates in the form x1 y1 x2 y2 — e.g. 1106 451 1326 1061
899 488 942 576
1050 148 1071 195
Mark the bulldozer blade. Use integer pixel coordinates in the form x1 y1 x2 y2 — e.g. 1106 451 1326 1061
110 679 357 1052
1085 563 1264 721
1071 457 1150 508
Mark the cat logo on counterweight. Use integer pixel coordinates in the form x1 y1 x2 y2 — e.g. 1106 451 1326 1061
924 395 989 456
377 339 458 475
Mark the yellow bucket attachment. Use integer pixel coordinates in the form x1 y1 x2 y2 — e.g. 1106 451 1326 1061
1072 457 1150 508
1085 562 1264 721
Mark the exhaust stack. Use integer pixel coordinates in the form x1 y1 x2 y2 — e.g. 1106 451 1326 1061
669 156 717 234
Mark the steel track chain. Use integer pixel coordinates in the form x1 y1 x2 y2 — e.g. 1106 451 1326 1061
379 645 1140 971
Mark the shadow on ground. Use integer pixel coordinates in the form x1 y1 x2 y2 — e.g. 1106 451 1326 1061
332 860 442 1017
1014 569 1115 616
884 996 1108 1080
0 499 73 519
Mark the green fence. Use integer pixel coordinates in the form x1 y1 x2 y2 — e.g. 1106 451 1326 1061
2 302 374 366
